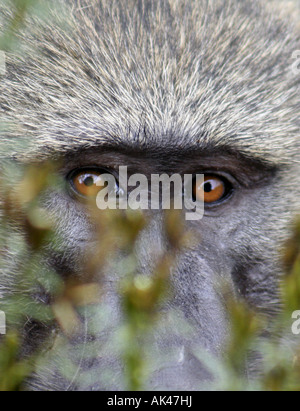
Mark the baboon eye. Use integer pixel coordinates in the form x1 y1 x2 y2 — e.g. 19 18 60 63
69 169 113 198
193 175 232 204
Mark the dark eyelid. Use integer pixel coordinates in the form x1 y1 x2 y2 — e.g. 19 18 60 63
67 166 118 180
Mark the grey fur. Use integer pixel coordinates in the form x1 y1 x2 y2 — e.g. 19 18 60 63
0 0 300 390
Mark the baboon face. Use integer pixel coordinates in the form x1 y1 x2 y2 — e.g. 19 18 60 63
0 0 300 390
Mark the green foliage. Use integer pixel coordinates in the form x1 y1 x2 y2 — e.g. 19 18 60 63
0 160 300 391
0 332 33 391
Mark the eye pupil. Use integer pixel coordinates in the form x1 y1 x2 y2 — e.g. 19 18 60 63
204 182 213 193
84 176 94 187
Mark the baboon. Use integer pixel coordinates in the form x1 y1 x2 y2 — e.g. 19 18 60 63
0 0 300 390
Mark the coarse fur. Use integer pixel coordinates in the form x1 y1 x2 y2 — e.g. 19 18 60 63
0 0 300 390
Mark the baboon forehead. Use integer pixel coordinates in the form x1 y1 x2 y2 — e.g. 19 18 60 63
0 0 299 163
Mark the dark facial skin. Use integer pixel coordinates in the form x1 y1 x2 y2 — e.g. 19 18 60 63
22 143 289 391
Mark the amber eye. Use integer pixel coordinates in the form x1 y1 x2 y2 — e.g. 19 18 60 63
70 169 109 198
194 175 231 204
